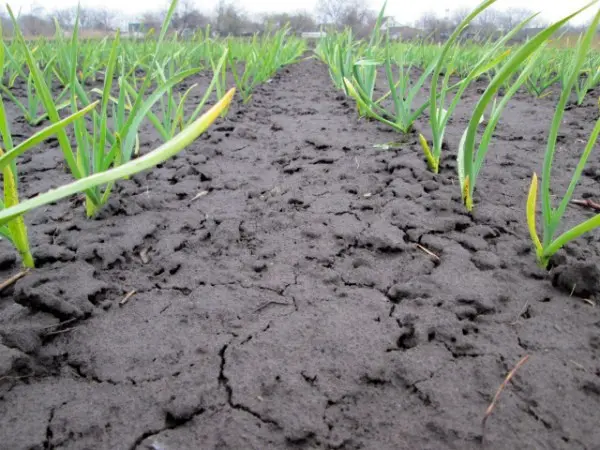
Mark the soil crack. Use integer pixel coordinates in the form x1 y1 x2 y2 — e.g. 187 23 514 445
440 341 481 359
218 343 281 428
127 406 206 450
43 407 56 450
339 274 389 297
67 362 118 385
129 428 165 450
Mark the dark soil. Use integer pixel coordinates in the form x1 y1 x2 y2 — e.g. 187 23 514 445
1 56 600 450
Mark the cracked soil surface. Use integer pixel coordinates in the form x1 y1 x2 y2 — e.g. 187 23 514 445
1 57 600 449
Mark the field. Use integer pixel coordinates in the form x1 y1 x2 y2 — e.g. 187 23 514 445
2 1 600 449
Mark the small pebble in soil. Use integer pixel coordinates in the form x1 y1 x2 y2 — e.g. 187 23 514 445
252 261 268 273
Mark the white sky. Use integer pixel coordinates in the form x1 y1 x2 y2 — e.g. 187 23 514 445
11 0 600 25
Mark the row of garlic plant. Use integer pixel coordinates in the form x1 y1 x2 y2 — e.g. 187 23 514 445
316 12 600 105
227 29 307 102
527 9 600 267
317 0 600 269
0 0 305 268
0 20 306 123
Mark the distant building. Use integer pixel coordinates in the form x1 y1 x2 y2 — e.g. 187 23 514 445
301 31 326 39
386 26 423 40
127 22 145 37
380 17 422 40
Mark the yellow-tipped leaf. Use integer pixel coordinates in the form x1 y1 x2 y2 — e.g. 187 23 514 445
463 175 473 212
419 133 438 173
526 172 543 258
0 148 33 267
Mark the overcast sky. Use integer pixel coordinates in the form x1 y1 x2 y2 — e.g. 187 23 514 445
12 0 600 25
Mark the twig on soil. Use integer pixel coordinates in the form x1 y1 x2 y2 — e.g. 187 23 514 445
482 354 530 428
571 198 600 212
44 326 80 336
0 372 34 383
191 190 209 202
40 317 78 330
119 290 137 306
0 268 29 292
416 244 440 262
510 301 529 325
569 284 577 297
583 298 596 307
570 360 585 371
254 300 292 313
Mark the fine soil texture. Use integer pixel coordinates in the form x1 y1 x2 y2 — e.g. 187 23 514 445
2 57 600 450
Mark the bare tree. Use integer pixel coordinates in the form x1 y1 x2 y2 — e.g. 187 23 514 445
215 0 252 35
262 11 316 33
140 11 163 32
173 0 208 31
315 0 347 27
414 6 553 43
343 6 376 36
417 11 440 32
315 0 376 34
52 8 75 29
0 13 14 37
416 11 453 40
91 7 117 31
473 7 501 32
449 7 471 28
51 6 117 32
19 14 55 36
497 8 536 31
75 7 94 29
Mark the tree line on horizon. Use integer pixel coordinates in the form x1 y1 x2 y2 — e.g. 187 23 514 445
0 0 594 38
